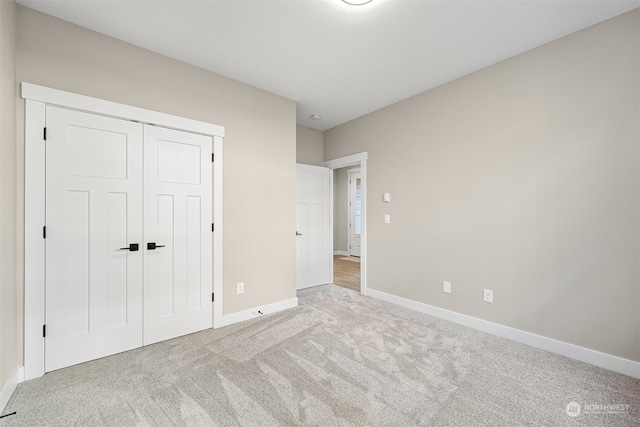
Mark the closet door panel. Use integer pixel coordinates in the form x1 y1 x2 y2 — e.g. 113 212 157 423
45 106 144 372
143 125 213 345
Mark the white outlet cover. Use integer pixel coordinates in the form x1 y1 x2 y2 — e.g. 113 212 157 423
443 281 451 294
237 282 244 294
384 214 391 224
483 289 493 303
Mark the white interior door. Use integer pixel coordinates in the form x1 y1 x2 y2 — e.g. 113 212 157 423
45 106 143 372
348 170 362 257
296 164 332 289
143 126 213 345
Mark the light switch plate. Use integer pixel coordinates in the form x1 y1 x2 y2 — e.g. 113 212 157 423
443 281 451 294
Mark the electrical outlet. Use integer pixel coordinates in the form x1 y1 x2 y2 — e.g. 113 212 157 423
443 281 451 294
483 289 493 303
384 214 391 224
237 282 244 295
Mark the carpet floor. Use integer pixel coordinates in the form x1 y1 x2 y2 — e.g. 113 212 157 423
1 285 638 426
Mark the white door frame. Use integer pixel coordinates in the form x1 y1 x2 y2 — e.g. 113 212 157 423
22 83 224 380
347 168 362 257
323 152 368 295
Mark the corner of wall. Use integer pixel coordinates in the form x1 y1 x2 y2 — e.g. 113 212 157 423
0 0 19 397
0 367 23 414
296 124 324 166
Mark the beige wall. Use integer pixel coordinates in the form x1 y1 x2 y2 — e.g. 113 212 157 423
325 10 640 362
15 4 297 332
0 0 17 390
296 124 324 166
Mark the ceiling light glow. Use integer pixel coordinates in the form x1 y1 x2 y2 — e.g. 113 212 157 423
342 0 373 5
311 114 322 120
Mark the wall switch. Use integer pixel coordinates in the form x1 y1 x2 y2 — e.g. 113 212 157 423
384 214 391 224
483 289 493 303
443 281 451 294
237 282 244 295
383 193 391 203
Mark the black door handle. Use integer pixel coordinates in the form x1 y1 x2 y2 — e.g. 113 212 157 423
296 232 303 236
147 242 166 250
119 243 139 252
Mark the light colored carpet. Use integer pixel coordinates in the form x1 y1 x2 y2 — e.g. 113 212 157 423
339 257 360 263
1 284 639 426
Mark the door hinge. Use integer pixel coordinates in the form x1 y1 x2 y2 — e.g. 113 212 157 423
43 226 46 238
43 324 46 338
43 127 47 141
212 293 214 302
211 223 214 232
212 153 214 162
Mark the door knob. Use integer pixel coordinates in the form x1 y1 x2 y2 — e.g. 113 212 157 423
147 242 166 250
296 231 303 236
119 243 139 252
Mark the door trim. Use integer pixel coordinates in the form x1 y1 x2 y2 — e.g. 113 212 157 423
22 83 225 137
323 153 368 296
23 83 224 380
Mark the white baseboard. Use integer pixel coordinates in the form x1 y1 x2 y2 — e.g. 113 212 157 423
333 250 349 256
0 367 23 414
216 297 298 328
366 288 640 379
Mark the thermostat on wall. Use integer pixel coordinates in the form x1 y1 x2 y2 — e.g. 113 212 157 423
383 193 391 203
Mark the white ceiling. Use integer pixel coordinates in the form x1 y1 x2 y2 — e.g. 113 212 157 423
17 0 640 131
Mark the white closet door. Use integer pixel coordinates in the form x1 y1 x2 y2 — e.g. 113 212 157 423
143 126 213 345
45 107 144 372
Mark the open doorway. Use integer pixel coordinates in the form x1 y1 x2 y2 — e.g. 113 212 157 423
332 166 361 292
323 152 368 295
348 168 362 257
333 254 360 292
